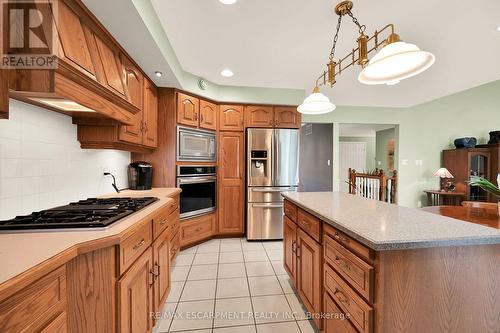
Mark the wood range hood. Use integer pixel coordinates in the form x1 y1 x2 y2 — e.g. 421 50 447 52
7 0 147 126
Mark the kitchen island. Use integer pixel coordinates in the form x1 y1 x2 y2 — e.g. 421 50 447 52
0 188 180 333
282 191 500 333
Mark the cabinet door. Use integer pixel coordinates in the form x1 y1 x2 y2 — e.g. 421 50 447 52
57 2 96 79
219 105 244 131
92 34 127 97
142 80 158 148
199 100 218 130
283 216 297 286
274 106 301 129
1 69 7 119
118 247 154 333
297 229 322 328
121 56 144 110
153 229 171 312
177 93 199 127
245 106 274 128
218 132 244 234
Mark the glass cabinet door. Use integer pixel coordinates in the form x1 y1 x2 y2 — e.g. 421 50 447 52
468 152 490 201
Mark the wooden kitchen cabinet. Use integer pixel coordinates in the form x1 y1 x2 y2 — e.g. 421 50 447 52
152 227 171 312
219 105 244 131
283 216 297 286
1 69 7 119
142 79 158 148
177 92 199 127
199 100 218 130
218 131 245 234
92 33 127 98
274 106 301 128
296 228 322 328
118 247 154 333
245 105 274 127
324 291 358 333
121 55 144 110
180 213 216 247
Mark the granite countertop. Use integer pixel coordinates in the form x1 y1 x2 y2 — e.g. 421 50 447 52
0 188 180 285
282 191 500 250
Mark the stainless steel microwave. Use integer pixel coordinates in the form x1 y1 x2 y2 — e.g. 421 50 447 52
177 126 216 162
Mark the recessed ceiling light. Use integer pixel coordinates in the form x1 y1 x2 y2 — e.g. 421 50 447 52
219 0 238 4
220 69 234 77
497 25 500 32
155 71 163 77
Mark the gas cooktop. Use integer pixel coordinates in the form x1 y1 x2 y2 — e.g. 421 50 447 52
0 197 158 231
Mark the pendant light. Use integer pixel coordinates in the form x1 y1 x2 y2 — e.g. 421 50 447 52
358 34 435 85
297 86 336 115
299 0 435 113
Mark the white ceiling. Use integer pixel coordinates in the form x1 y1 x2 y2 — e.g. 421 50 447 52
339 124 394 137
151 0 500 107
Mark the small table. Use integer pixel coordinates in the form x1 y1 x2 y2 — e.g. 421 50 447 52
423 190 466 206
421 205 500 229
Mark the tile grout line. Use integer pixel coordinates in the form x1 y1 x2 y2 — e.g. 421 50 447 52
211 240 221 331
167 244 198 332
241 239 258 333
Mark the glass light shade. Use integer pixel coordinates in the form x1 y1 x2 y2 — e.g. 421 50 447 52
297 91 336 115
358 41 435 85
434 168 454 178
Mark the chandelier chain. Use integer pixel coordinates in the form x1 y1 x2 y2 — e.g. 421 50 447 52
329 13 343 61
347 10 366 35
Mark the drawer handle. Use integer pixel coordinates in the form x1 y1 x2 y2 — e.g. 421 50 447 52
334 289 350 306
334 232 350 244
334 256 351 271
292 241 297 253
160 219 168 225
133 239 145 250
195 227 202 232
152 263 160 276
300 219 309 226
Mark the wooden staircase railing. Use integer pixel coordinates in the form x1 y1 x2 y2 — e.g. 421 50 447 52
348 168 398 203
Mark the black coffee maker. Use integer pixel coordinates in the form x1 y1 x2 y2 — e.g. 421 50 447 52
128 161 153 190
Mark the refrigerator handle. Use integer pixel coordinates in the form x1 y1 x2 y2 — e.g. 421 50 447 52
273 130 278 187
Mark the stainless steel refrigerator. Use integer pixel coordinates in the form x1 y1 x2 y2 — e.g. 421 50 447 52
246 128 299 240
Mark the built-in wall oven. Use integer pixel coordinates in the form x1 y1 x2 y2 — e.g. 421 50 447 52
176 166 217 219
177 126 216 162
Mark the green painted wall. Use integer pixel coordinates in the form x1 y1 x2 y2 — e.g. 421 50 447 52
339 136 376 171
375 128 395 172
304 79 500 208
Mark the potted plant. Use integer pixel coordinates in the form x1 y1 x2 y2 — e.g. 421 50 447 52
469 175 500 202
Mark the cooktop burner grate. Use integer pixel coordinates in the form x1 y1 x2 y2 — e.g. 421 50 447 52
0 197 158 230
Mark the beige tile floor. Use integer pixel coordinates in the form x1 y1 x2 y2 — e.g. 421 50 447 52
153 238 318 333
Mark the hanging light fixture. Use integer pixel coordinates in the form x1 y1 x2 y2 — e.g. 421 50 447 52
298 1 435 114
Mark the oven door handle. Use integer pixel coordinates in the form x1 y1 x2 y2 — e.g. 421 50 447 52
177 176 217 184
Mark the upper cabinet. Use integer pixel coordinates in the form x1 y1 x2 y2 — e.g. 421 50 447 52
275 106 301 129
176 92 217 131
142 80 158 148
219 105 244 131
245 105 301 129
245 106 274 128
177 93 199 127
6 0 145 125
199 100 218 130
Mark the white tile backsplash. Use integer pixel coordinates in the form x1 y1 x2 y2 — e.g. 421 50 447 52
0 100 131 220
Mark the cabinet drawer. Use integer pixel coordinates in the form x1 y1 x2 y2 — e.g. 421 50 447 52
0 266 66 333
324 224 373 263
284 200 297 222
324 264 373 333
119 221 152 275
297 209 321 242
324 291 358 333
324 234 374 302
180 214 215 246
153 203 179 240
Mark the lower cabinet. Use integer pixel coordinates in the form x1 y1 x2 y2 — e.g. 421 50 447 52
180 213 216 247
296 229 322 329
153 227 171 313
283 216 297 286
324 291 358 333
118 247 155 333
